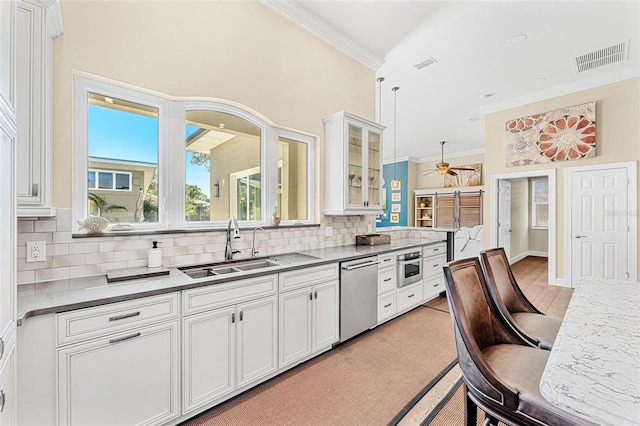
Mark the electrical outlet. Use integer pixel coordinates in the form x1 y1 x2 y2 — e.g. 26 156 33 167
325 226 333 237
26 241 46 263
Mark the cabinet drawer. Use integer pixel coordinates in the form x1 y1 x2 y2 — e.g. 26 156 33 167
377 254 395 269
424 276 445 300
423 243 446 257
377 292 396 323
397 283 423 313
183 275 277 316
378 268 396 294
423 254 447 278
279 264 338 292
56 293 179 346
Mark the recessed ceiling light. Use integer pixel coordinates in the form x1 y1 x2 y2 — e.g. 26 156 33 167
479 93 494 100
468 117 481 123
530 77 546 85
508 34 528 45
104 96 114 104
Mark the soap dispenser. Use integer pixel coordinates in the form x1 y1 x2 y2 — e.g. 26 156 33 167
149 241 162 268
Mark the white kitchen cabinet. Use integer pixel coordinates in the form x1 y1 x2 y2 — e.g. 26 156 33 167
0 114 16 345
57 320 180 426
0 332 16 426
423 242 447 301
377 252 397 324
323 111 385 215
15 0 62 217
182 291 278 414
278 280 338 369
0 0 16 111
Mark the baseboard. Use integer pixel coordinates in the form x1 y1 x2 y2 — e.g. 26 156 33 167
510 250 548 264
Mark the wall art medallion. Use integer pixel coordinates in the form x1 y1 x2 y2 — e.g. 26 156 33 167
444 163 482 188
505 102 596 167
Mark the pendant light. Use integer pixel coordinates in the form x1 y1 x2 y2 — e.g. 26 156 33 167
390 86 401 190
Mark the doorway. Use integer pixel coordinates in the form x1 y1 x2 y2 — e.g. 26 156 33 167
490 169 556 286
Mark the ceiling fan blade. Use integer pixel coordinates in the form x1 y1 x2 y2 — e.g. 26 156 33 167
447 170 458 176
449 167 476 171
417 169 438 176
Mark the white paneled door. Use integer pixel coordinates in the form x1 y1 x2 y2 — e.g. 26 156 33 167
570 166 630 286
498 180 512 259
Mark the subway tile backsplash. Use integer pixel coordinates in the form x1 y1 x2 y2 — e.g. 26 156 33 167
17 209 442 285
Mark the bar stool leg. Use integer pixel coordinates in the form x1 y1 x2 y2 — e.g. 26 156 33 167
464 385 477 426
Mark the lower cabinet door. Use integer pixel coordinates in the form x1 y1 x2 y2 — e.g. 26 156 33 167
279 287 312 369
182 306 236 414
237 296 278 388
377 291 396 323
312 280 339 351
57 321 180 426
0 342 15 426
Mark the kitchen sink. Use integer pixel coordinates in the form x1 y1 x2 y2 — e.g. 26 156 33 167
178 252 320 279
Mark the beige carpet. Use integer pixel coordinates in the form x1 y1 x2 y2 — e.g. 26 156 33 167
185 306 456 426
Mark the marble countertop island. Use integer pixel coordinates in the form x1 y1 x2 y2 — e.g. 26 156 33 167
540 276 640 426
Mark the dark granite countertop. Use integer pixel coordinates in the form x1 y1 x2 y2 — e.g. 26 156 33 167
17 238 446 324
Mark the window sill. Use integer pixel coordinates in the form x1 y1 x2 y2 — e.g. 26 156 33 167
72 223 320 238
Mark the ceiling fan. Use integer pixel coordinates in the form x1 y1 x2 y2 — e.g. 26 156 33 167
420 141 475 176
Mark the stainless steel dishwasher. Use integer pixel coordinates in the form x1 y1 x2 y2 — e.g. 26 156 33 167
339 256 379 342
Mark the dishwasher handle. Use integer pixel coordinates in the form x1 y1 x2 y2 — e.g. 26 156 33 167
341 260 380 271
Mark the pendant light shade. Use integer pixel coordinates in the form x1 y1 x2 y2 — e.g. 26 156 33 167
390 86 401 190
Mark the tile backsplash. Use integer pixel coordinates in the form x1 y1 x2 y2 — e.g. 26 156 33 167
17 209 441 285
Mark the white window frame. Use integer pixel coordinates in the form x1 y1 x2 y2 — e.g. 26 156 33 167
531 178 549 230
73 73 316 233
88 169 132 191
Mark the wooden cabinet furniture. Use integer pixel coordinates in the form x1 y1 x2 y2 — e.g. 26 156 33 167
182 275 278 414
323 111 385 215
422 243 447 301
414 189 483 228
56 293 181 426
15 0 62 217
278 264 339 370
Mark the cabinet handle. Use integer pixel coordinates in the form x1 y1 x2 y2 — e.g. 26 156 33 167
0 337 4 360
0 387 5 413
109 311 141 322
232 313 235 323
32 183 38 197
314 291 318 299
309 292 313 301
434 248 440 251
383 278 391 282
109 332 141 344
239 311 243 321
408 294 415 298
433 264 440 268
384 303 392 308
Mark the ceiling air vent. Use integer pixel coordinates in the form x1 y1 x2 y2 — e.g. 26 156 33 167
415 57 437 70
573 41 629 73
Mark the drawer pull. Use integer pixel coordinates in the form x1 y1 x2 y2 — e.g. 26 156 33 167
0 387 4 413
383 278 391 282
232 313 235 323
383 303 392 308
408 294 415 298
239 311 243 321
109 332 141 344
309 292 313 301
433 264 440 268
314 291 318 299
109 311 141 322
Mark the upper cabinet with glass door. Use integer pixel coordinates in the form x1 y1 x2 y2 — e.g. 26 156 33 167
322 111 384 215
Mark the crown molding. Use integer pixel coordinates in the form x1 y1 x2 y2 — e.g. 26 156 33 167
23 0 64 37
260 0 384 71
479 67 639 115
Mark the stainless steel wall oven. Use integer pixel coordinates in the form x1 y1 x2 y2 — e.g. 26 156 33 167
396 249 423 287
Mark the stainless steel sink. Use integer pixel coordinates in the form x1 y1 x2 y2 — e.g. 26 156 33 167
178 253 319 279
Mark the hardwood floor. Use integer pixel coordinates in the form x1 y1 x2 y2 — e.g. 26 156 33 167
510 256 573 317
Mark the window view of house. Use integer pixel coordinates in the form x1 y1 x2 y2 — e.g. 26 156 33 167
87 93 159 223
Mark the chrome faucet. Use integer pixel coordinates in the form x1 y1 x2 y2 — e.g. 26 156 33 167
251 226 265 258
225 217 241 260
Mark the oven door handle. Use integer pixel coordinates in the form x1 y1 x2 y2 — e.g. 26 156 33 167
341 260 380 271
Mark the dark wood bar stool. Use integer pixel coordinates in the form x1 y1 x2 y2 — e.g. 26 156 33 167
480 248 561 350
443 258 596 426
